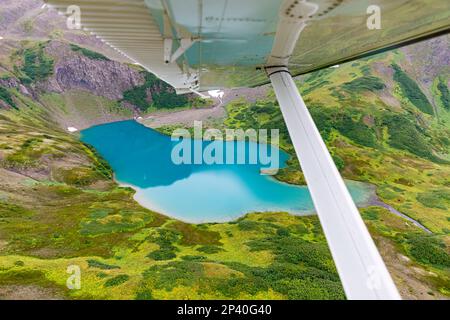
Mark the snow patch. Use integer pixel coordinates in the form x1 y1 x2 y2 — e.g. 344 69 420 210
67 127 78 133
208 90 224 99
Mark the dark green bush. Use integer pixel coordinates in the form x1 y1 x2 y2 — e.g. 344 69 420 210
21 44 54 83
135 285 153 300
181 255 207 261
147 249 176 261
381 113 435 160
122 72 188 111
276 227 290 237
104 274 130 287
83 143 113 179
407 236 450 268
70 44 110 61
416 190 449 210
87 259 120 270
309 106 377 147
332 154 345 171
142 261 204 291
196 245 224 254
0 87 16 108
146 229 180 260
437 79 449 109
237 220 260 231
342 76 385 92
392 64 433 115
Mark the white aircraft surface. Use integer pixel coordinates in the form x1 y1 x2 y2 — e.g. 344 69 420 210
45 0 450 300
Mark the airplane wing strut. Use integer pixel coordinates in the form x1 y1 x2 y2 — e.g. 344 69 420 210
269 67 400 299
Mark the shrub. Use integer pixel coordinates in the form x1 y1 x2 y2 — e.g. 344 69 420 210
276 227 290 237
334 113 377 147
181 255 207 261
142 261 204 291
407 236 450 268
416 190 449 210
82 143 113 179
308 106 377 147
80 209 153 236
381 113 435 160
332 154 345 171
392 64 433 115
437 79 450 109
0 87 16 108
237 220 260 231
69 44 110 61
147 249 176 261
122 72 188 111
104 274 130 287
57 167 99 186
146 229 180 260
20 44 54 83
342 76 385 92
362 208 380 220
135 285 153 300
196 245 224 254
87 259 120 270
168 221 221 245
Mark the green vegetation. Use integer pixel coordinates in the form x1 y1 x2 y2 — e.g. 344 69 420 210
87 259 120 270
122 71 188 111
311 107 377 148
80 208 155 236
18 42 54 84
0 102 448 299
362 207 449 296
222 57 449 237
104 274 130 287
0 35 448 300
416 189 449 210
381 113 435 161
146 229 179 261
341 76 385 92
392 64 434 115
0 87 16 108
82 143 113 180
55 167 102 187
2 137 45 169
69 44 110 61
196 245 224 254
407 236 450 268
437 78 450 110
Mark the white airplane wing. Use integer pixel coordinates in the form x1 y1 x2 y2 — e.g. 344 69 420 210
44 0 449 92
45 0 449 300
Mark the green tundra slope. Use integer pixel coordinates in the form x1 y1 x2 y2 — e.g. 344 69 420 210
0 88 448 300
0 44 449 299
223 51 450 234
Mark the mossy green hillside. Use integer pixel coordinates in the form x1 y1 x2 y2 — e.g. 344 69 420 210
222 52 450 234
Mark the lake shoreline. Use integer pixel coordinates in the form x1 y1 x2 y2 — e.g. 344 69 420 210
119 172 432 232
82 120 430 231
115 171 377 224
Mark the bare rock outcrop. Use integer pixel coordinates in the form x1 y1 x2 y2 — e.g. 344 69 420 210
41 41 144 100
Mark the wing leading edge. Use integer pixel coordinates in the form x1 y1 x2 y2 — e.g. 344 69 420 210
45 0 449 91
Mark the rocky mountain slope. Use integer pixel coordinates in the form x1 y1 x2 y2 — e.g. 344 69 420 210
0 0 207 130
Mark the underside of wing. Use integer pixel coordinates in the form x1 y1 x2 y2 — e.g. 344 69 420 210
44 0 449 91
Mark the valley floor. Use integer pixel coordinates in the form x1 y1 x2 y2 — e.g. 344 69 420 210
0 108 448 300
0 34 448 299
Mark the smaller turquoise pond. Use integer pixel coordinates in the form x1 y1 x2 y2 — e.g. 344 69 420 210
81 120 374 223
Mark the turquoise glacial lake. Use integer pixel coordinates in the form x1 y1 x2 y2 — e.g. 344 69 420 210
81 120 373 223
